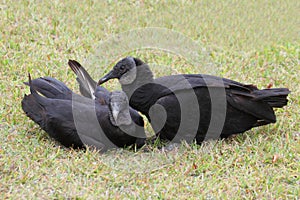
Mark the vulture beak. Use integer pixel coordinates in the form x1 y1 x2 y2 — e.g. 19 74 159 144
98 70 118 85
112 109 119 124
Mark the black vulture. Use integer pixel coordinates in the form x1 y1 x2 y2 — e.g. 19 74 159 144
98 57 290 143
67 59 145 133
21 74 146 151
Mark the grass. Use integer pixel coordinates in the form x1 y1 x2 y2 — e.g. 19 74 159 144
1 0 299 199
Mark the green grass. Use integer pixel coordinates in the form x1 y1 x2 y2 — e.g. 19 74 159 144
1 0 299 199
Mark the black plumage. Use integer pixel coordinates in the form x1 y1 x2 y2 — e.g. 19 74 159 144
21 74 146 150
98 57 290 143
67 59 144 129
68 59 110 102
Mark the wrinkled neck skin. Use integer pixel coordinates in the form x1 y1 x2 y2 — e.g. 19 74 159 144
121 63 154 97
108 106 136 133
119 66 137 85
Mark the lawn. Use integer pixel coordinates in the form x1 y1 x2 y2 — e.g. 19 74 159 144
1 0 299 199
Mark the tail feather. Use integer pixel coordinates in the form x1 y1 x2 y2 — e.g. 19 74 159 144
22 74 49 128
26 74 51 107
24 77 72 100
21 94 45 128
253 88 290 108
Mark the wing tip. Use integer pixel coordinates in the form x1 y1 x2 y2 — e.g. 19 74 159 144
68 59 84 75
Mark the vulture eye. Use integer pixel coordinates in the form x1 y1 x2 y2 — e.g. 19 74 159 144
120 65 125 70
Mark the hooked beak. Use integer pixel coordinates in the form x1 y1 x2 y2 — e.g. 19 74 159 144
97 70 118 85
112 109 119 123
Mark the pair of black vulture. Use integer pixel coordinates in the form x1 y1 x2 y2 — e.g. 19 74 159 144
22 57 290 151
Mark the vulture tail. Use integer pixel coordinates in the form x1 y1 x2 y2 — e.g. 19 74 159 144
253 88 290 108
21 94 45 128
21 74 47 128
24 76 72 100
